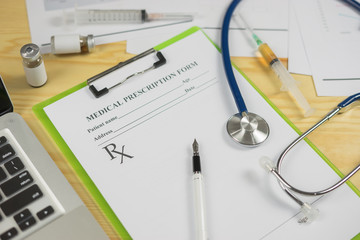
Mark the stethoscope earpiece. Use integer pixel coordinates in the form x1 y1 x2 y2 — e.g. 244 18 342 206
258 92 360 223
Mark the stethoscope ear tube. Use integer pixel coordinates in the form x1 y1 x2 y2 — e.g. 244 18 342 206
337 92 360 108
262 92 360 222
221 0 247 114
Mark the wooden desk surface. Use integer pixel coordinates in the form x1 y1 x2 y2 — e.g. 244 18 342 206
1 1 359 239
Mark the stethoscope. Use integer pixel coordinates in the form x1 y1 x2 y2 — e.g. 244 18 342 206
260 92 360 222
222 0 360 222
221 0 270 147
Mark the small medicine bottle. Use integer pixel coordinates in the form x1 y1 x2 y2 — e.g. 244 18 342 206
50 34 95 54
20 43 47 87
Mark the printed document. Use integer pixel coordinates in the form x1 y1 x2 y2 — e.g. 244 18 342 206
43 30 360 239
291 0 360 96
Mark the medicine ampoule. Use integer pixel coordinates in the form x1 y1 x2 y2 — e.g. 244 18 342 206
20 43 47 87
50 34 95 54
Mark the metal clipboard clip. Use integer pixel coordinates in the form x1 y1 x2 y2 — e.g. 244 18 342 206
87 48 166 98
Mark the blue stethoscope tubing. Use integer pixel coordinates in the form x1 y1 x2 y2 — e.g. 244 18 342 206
338 92 360 108
221 0 360 114
221 0 270 146
221 0 247 114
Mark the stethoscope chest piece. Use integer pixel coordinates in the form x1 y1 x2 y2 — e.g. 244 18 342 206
227 112 269 146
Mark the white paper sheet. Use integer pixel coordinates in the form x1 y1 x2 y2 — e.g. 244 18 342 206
126 28 288 58
126 0 289 57
288 3 312 76
43 30 360 239
291 0 360 96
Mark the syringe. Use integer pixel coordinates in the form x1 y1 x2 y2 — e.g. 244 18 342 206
64 9 194 25
257 37 315 117
44 9 193 55
238 14 315 117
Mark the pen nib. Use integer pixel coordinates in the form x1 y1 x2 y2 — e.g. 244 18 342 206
192 139 199 155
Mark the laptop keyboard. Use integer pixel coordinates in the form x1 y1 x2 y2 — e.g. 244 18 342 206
0 129 63 240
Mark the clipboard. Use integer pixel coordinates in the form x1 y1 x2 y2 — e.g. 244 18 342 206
33 26 360 239
33 27 213 239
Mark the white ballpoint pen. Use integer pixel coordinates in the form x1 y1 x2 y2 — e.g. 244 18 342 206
192 139 208 240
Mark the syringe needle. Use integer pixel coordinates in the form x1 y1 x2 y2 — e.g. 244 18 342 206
236 12 315 117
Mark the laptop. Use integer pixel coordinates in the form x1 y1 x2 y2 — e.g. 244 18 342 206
0 76 108 240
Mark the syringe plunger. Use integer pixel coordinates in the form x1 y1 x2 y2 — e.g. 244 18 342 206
63 9 194 25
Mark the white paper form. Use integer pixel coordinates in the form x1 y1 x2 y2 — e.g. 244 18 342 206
43 30 360 239
292 0 360 96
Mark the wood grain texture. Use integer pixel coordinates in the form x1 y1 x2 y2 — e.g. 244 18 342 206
1 1 359 239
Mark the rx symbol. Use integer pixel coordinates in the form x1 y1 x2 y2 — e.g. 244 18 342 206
103 143 134 164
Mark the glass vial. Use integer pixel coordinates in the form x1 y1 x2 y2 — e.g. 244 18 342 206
20 43 47 87
50 34 95 54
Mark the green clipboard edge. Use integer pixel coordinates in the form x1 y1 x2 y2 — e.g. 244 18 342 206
353 232 360 240
32 26 360 240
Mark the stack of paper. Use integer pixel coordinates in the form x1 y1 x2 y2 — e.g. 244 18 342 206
26 0 360 93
